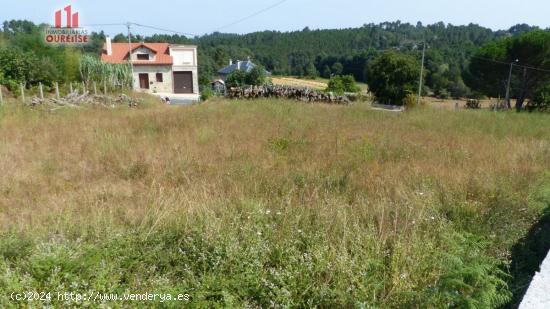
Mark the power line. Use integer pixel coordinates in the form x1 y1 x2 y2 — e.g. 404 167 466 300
471 56 550 74
212 0 288 32
80 0 290 37
129 22 199 37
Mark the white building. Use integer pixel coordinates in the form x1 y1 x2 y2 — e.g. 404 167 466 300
101 37 199 102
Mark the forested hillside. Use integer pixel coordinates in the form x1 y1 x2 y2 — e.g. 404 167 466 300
113 21 547 98
0 19 543 98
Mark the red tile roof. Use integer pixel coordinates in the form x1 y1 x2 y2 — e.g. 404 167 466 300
101 42 173 65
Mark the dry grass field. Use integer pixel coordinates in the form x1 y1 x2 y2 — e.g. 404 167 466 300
271 76 329 90
0 97 549 307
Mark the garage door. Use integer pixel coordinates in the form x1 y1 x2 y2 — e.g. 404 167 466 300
173 71 193 94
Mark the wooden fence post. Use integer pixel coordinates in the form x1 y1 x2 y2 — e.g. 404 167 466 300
103 80 107 95
20 83 25 103
82 81 86 93
69 82 73 94
39 82 44 100
55 82 60 99
0 85 3 105
93 82 97 95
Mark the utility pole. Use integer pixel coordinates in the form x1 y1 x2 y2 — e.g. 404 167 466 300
504 59 518 109
417 41 426 105
127 22 135 90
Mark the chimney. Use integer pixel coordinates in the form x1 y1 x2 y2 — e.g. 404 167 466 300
236 61 241 70
106 36 112 56
229 59 233 65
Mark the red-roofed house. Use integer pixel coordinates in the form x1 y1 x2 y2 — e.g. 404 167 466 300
101 37 199 101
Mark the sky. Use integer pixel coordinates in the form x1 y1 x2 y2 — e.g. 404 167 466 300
1 0 549 37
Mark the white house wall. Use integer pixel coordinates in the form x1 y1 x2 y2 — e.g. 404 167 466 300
170 46 197 66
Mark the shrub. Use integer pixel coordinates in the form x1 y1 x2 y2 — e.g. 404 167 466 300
326 76 344 95
403 94 420 108
326 75 360 95
529 83 550 111
226 66 268 88
201 87 214 101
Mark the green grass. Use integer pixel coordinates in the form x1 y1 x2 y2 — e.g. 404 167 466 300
0 99 549 307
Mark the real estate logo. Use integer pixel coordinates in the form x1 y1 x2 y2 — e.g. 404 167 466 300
45 5 89 44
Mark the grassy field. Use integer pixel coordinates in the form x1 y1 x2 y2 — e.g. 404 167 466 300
0 97 549 308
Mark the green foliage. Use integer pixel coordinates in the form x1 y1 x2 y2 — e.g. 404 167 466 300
326 75 360 95
63 47 81 83
367 51 419 105
428 233 512 308
192 22 531 97
0 48 60 91
0 20 87 90
467 30 550 110
226 66 267 88
225 70 248 88
245 65 267 86
529 83 550 111
201 87 214 101
79 55 132 88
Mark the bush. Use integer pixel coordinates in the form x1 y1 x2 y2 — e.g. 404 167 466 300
201 87 214 101
403 94 420 108
529 83 550 111
437 89 450 100
326 75 360 95
226 66 267 88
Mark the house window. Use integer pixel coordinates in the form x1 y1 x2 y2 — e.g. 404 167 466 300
156 73 163 82
137 54 149 60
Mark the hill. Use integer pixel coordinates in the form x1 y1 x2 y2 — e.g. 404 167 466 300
154 22 541 98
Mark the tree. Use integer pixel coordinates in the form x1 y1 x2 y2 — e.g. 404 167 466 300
225 70 247 88
305 62 318 78
245 65 267 86
321 65 331 78
331 62 344 75
466 30 550 110
366 51 419 105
